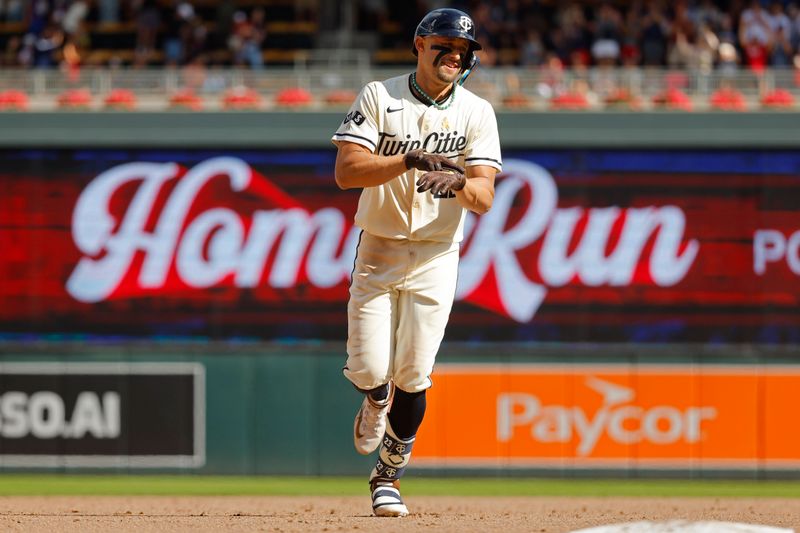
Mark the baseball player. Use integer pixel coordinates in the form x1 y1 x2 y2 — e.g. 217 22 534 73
331 7 502 517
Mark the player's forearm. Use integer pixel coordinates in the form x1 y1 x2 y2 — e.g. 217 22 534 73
456 177 494 214
335 150 407 189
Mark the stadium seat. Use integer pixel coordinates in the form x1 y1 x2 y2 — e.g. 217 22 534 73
57 88 93 109
373 49 414 66
377 19 403 48
324 89 358 105
89 22 138 49
263 21 316 49
664 71 689 90
222 86 263 109
265 21 317 34
169 89 203 110
502 93 532 108
709 87 747 111
760 89 795 109
651 88 693 111
104 89 137 110
603 88 643 110
496 49 520 65
262 49 310 66
84 49 162 67
0 90 29 111
549 91 590 110
274 87 313 107
0 21 26 41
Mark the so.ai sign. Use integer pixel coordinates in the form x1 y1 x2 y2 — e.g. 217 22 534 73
66 156 699 322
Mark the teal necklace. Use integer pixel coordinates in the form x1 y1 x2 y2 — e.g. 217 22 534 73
410 73 456 110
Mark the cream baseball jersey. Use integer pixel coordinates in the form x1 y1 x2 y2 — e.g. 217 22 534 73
332 74 502 243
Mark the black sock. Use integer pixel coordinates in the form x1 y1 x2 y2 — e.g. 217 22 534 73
387 388 426 440
367 383 390 403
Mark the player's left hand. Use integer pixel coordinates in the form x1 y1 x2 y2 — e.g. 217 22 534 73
416 170 466 195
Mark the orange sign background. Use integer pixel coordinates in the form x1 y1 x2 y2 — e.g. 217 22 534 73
414 364 800 468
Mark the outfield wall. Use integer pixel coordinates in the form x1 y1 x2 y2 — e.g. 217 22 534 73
1 111 799 476
2 343 799 477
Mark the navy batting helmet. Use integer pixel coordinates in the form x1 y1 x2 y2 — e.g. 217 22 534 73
412 8 482 68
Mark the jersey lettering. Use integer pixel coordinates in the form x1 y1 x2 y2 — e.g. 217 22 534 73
376 131 467 156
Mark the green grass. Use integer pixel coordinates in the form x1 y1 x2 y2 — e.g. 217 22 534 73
0 475 799 497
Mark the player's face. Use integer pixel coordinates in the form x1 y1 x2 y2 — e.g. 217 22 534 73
418 36 469 85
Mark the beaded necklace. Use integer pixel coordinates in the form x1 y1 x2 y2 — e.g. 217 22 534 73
410 73 456 110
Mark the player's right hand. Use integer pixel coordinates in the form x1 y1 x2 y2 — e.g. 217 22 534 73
404 149 464 174
416 169 466 195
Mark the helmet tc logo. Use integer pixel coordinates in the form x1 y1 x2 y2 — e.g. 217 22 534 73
458 16 472 32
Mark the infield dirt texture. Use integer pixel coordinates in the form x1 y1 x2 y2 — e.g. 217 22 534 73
1 495 799 532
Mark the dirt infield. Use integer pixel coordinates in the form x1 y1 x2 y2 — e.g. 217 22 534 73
0 496 798 532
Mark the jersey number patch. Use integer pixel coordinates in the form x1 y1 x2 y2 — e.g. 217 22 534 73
343 110 366 125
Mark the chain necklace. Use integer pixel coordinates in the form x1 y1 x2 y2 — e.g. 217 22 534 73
410 73 456 110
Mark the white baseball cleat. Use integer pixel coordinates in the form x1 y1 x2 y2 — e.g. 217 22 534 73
370 479 409 517
353 384 393 455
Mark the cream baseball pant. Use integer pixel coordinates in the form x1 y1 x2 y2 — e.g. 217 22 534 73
344 231 460 393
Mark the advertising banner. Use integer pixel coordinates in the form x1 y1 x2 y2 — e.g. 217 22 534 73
414 364 800 469
1 149 799 343
0 362 205 467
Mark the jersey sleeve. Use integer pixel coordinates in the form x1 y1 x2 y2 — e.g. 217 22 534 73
464 100 502 171
331 82 380 152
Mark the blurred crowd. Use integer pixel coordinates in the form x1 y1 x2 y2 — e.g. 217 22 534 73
405 0 800 73
1 0 800 74
0 0 315 69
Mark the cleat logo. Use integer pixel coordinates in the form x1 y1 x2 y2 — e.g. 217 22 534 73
354 411 366 440
384 467 397 477
394 443 407 454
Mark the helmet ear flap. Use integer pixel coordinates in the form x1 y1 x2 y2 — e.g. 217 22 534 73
462 50 477 71
458 52 479 86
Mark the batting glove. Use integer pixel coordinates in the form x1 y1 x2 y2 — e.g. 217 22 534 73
416 170 466 195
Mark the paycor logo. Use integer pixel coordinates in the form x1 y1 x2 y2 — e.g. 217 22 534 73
497 377 717 456
0 391 120 439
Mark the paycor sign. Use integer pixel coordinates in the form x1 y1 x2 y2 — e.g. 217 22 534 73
413 364 800 469
496 378 717 456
